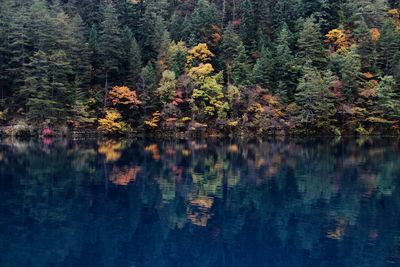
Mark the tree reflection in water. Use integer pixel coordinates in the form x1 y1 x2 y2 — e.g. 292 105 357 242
0 137 399 266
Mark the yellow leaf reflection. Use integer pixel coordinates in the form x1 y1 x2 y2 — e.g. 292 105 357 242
98 141 122 162
145 144 161 161
326 219 347 240
187 196 214 227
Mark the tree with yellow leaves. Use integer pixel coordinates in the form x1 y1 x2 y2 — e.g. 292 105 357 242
326 29 350 53
186 44 228 120
97 109 131 135
186 43 214 68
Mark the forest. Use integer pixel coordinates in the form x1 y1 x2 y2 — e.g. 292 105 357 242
0 0 400 136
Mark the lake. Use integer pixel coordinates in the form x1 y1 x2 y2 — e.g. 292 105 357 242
0 137 399 267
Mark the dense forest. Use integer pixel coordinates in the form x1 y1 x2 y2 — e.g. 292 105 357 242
0 0 400 136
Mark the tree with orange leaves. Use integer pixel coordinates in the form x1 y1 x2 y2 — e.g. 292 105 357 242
326 29 350 52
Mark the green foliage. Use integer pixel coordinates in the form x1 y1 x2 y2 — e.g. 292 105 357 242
128 37 142 86
99 3 122 76
187 0 221 46
297 17 326 68
252 47 273 89
239 0 257 51
329 46 362 102
0 0 400 135
156 70 177 105
273 24 298 101
376 76 399 119
377 19 400 75
191 72 228 119
295 64 337 131
167 42 188 77
231 42 251 86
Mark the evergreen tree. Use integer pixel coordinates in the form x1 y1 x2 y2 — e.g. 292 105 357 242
354 18 378 73
239 0 257 51
329 46 362 102
252 46 273 89
69 15 92 96
88 24 99 70
187 0 221 46
220 24 242 84
26 0 57 52
128 38 142 87
5 6 30 103
231 42 251 86
273 24 298 101
48 50 74 120
22 51 55 121
170 11 185 41
139 7 165 63
295 64 337 131
376 76 399 119
377 19 400 75
98 3 123 107
297 17 326 68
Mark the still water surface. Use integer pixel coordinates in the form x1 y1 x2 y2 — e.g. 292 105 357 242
0 138 400 267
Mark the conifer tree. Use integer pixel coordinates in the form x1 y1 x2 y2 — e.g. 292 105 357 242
98 3 123 107
354 18 378 73
239 0 257 51
231 42 251 86
377 20 400 75
22 51 55 121
295 64 337 131
376 75 399 119
273 24 298 101
297 17 326 68
252 46 273 89
128 38 142 87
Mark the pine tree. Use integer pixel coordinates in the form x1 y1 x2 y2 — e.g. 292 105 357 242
345 0 389 27
88 24 99 70
376 76 399 120
128 37 142 87
231 42 251 86
26 0 57 53
252 46 273 89
170 11 185 41
295 63 337 131
354 18 378 73
187 0 221 46
69 15 92 96
22 51 56 121
377 19 400 75
273 24 298 101
220 24 242 65
297 17 326 68
139 7 166 63
219 24 242 84
239 0 257 51
48 50 74 121
6 6 30 109
121 26 134 81
0 0 16 100
98 3 123 107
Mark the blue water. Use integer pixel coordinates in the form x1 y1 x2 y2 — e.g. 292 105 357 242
0 138 400 267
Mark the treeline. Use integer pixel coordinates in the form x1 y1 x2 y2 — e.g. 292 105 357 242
0 0 400 136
